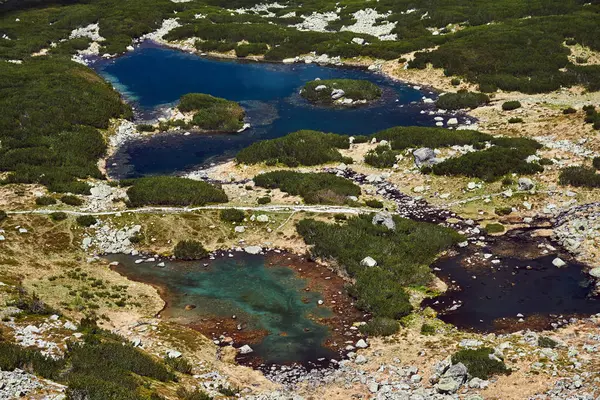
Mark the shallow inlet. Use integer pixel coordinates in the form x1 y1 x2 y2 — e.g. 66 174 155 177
94 42 466 178
108 252 362 366
423 236 600 332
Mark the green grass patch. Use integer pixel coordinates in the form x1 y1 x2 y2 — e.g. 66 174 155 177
174 240 209 260
435 91 490 110
359 317 399 337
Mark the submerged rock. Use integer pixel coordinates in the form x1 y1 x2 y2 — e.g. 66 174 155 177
239 345 253 354
244 246 262 255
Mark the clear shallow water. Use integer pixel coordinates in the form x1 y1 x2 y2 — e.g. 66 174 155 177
423 237 600 332
95 43 449 178
109 253 339 365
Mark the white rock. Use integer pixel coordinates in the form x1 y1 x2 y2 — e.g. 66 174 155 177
355 339 368 348
552 257 566 268
360 257 377 267
239 345 253 354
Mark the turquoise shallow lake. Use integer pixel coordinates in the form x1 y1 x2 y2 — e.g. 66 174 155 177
109 253 357 365
95 42 461 178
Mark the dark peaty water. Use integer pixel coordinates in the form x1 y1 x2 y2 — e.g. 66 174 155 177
109 253 341 365
423 237 600 332
94 43 452 178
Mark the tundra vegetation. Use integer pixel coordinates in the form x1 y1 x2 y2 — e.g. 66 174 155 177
176 93 245 132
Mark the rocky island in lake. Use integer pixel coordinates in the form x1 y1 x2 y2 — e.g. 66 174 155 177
301 78 383 106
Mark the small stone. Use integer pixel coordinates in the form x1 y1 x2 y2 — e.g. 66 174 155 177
167 350 182 359
355 339 368 349
552 257 566 268
355 355 368 364
239 345 253 354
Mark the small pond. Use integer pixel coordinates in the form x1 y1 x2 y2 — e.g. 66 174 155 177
94 43 462 178
423 236 600 332
108 252 362 366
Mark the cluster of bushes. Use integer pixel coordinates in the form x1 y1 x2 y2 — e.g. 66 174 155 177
237 130 352 167
452 348 510 379
174 240 209 260
301 79 382 104
435 90 490 110
76 215 97 227
219 208 245 223
177 93 245 132
124 176 228 207
0 58 130 193
364 145 399 168
374 126 492 150
409 13 600 93
296 215 462 320
0 316 180 400
253 171 360 205
559 166 600 188
359 317 400 336
583 105 600 130
502 100 522 111
432 137 543 181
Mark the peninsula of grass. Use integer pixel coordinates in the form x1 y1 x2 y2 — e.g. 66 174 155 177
123 176 228 207
177 93 245 132
374 126 492 150
297 215 462 319
253 171 360 205
435 90 490 110
301 79 382 105
236 130 351 166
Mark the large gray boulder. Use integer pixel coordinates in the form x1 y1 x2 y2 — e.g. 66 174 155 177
413 147 436 168
372 212 395 230
436 362 467 394
518 178 535 191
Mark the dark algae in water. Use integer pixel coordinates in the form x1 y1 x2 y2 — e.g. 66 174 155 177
424 237 600 332
109 252 363 366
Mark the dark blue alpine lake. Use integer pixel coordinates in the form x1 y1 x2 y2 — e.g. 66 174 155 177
95 43 446 178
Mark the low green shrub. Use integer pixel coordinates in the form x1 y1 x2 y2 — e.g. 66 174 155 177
165 356 192 374
486 223 505 233
174 240 209 260
35 196 57 206
61 195 83 206
495 207 512 216
451 348 510 379
217 385 240 396
137 124 155 132
559 166 600 188
450 78 461 86
365 199 384 208
301 79 382 104
257 196 271 205
359 317 399 336
562 107 576 114
76 215 97 227
176 387 212 400
236 130 349 166
435 90 490 110
539 158 554 166
502 100 521 110
420 323 436 335
50 212 68 221
508 117 523 123
364 145 399 168
125 176 228 207
594 157 600 170
538 336 559 348
219 208 245 223
0 210 7 223
254 171 360 205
